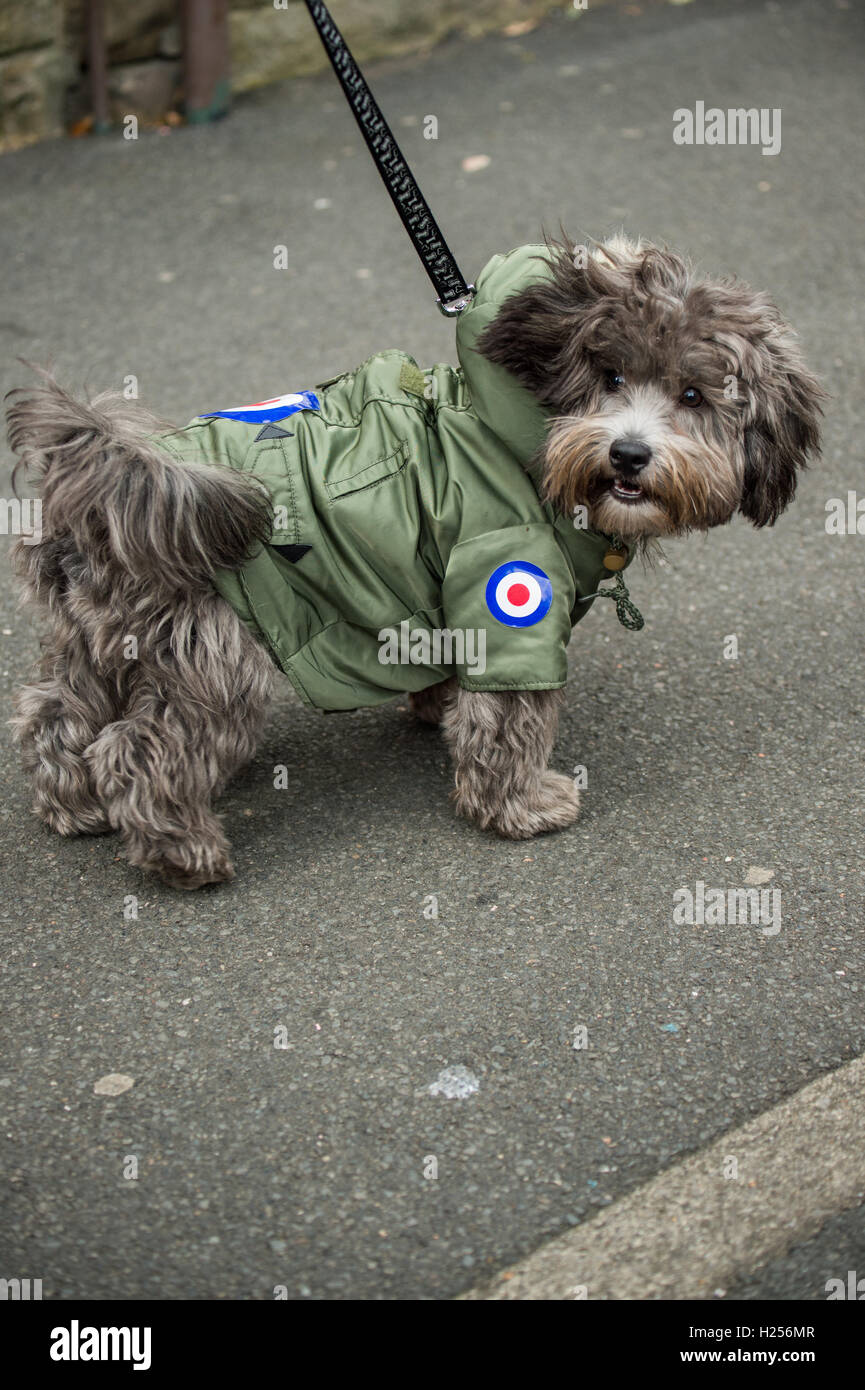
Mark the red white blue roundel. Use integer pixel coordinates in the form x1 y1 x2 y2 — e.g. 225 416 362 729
201 390 320 423
485 561 553 627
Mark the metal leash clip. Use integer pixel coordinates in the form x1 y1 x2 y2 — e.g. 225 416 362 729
436 286 477 318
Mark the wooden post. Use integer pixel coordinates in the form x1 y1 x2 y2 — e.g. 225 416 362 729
181 0 231 124
87 0 111 134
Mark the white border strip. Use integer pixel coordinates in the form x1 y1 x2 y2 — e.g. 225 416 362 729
462 1056 865 1300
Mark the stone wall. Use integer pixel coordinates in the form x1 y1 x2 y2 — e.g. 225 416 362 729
0 1 71 148
0 1 568 151
229 1 568 93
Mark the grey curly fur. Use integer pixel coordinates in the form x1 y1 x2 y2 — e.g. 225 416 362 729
8 372 274 889
480 234 824 536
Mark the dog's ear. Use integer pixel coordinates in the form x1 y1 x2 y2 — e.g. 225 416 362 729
740 326 824 527
476 236 639 405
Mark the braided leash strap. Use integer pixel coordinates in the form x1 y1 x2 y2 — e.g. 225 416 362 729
304 1 474 312
581 573 645 630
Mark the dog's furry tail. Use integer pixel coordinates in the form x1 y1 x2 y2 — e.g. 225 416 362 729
5 365 273 589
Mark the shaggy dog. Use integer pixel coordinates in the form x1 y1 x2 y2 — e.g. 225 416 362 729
6 235 822 888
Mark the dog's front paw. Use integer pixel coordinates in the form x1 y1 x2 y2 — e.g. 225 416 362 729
491 771 581 840
158 852 236 892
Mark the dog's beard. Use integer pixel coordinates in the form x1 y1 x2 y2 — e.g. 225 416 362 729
542 408 743 539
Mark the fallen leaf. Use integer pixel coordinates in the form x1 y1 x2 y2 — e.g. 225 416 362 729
745 867 775 885
94 1073 134 1096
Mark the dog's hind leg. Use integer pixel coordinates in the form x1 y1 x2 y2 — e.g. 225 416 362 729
85 594 274 890
14 627 116 837
6 369 277 887
11 537 118 836
408 677 457 726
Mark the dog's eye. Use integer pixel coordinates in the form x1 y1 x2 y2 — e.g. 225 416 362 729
606 371 626 392
680 386 703 408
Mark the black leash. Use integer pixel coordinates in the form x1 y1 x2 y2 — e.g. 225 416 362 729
303 1 475 316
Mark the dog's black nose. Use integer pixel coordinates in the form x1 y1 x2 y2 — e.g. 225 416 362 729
610 438 652 475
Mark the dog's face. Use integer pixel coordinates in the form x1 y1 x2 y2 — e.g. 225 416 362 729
479 235 823 539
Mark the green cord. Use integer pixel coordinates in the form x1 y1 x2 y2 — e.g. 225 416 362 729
579 571 645 631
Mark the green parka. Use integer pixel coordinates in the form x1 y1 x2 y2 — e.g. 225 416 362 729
155 245 633 711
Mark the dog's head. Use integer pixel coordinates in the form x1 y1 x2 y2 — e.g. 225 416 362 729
478 235 823 539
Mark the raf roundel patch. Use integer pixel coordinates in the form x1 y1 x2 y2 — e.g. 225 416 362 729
200 390 320 424
485 561 553 627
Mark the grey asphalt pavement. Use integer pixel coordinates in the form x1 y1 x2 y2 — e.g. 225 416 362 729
727 1206 865 1301
1 0 864 1300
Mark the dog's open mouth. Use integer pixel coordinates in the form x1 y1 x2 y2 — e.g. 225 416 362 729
609 478 647 504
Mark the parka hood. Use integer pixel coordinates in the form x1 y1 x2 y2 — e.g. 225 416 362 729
455 243 555 469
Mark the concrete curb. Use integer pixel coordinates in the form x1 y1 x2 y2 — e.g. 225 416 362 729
461 1057 865 1300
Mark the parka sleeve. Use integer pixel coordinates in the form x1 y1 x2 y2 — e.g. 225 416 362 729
440 523 576 691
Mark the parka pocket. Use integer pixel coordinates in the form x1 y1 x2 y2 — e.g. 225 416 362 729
325 440 409 502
